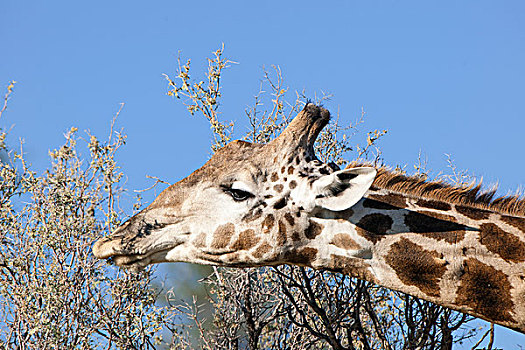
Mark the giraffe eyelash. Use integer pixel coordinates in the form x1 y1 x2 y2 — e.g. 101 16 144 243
220 185 254 202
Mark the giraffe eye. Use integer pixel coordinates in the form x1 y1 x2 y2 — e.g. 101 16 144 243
221 186 254 202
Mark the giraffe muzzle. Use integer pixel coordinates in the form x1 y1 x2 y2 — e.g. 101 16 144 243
93 237 182 271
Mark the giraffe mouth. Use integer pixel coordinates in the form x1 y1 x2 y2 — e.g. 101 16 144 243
109 248 175 271
92 235 184 271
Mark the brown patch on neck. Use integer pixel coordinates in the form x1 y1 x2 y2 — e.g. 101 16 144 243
211 223 236 249
385 238 447 298
456 205 491 220
500 215 525 233
355 213 392 243
331 207 355 220
328 255 376 282
330 233 361 250
284 247 318 265
404 211 466 244
456 258 515 323
365 193 408 209
305 221 324 239
479 223 525 262
416 199 452 211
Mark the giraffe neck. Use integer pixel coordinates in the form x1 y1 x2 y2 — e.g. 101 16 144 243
305 187 525 333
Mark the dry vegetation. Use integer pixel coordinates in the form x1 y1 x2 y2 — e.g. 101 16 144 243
0 47 497 349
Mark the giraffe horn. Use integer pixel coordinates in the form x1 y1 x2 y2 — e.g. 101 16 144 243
269 103 330 152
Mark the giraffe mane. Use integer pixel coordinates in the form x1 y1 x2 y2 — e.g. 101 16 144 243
348 162 525 218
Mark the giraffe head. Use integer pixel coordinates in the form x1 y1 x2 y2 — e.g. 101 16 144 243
92 104 376 270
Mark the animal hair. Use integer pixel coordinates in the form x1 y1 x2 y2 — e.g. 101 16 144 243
347 162 525 218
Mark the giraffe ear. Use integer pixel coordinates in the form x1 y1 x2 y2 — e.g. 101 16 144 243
313 167 376 211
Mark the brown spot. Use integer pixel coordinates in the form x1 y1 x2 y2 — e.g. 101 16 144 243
273 156 278 163
456 258 515 322
192 232 206 248
479 223 525 262
252 242 272 259
501 215 525 233
292 230 302 241
211 223 236 249
332 207 354 220
456 205 491 220
366 193 408 209
289 180 297 189
284 213 295 226
416 199 452 211
404 211 466 243
295 155 301 165
273 197 287 210
287 166 295 175
242 208 263 222
362 198 398 210
271 172 279 182
319 167 330 175
331 233 361 250
305 221 324 239
261 214 275 233
281 166 286 174
277 220 287 245
231 229 259 250
355 213 392 243
284 247 318 265
385 238 447 298
329 255 376 282
274 184 284 193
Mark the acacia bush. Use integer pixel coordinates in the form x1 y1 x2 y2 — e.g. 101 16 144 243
0 87 171 349
0 46 495 349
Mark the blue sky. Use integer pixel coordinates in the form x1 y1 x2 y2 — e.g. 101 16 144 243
2 1 524 347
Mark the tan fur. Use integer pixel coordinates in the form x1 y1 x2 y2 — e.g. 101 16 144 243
348 162 525 218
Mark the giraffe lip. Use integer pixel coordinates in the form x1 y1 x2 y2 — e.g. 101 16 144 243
108 245 179 270
109 249 168 269
93 236 183 269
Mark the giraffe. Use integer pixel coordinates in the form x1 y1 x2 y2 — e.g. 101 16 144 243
93 104 525 334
